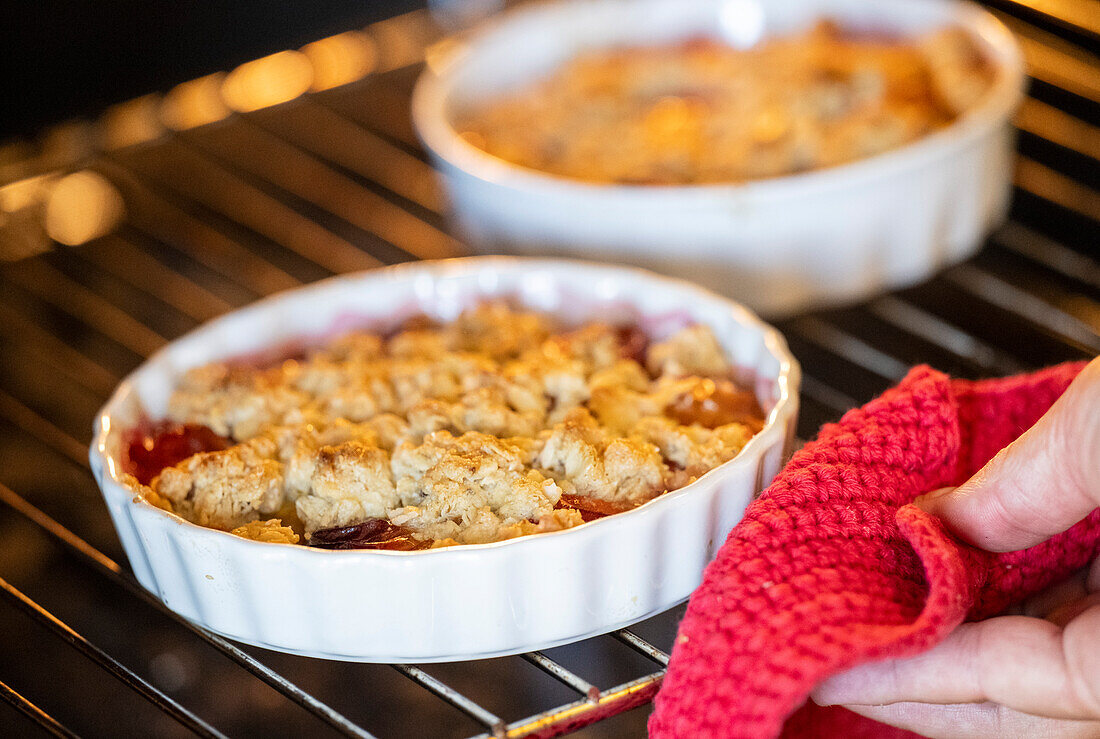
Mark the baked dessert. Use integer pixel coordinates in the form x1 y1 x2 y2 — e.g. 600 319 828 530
454 21 994 184
121 304 764 550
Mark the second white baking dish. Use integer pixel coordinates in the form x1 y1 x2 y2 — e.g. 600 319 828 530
413 0 1025 317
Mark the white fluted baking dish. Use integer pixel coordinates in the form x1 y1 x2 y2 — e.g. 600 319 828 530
412 0 1025 317
90 258 799 662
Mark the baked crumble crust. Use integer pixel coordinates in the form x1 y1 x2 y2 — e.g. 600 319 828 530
454 23 995 185
231 518 300 545
134 304 765 547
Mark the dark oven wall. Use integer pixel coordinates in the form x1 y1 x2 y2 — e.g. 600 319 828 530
0 0 420 141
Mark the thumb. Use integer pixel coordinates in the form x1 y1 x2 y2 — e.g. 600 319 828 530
917 357 1100 552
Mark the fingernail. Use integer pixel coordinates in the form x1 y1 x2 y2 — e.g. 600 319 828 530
811 673 860 706
914 486 956 512
809 682 839 707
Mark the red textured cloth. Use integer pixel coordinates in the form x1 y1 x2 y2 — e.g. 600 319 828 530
649 362 1100 738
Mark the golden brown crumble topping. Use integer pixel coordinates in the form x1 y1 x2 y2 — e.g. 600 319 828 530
454 23 994 185
127 303 765 548
231 519 300 545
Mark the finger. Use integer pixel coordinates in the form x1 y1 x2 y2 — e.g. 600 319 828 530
813 610 1100 720
844 701 1100 739
917 357 1100 551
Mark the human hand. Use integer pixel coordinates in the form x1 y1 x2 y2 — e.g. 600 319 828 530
812 357 1100 738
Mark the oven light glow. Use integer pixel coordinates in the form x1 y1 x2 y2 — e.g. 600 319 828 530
100 95 164 149
161 73 231 130
44 170 125 246
221 51 314 113
302 31 377 91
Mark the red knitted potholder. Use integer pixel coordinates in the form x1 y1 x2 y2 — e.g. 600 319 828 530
649 362 1100 738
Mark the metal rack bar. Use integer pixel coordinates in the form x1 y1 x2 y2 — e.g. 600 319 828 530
393 665 506 737
797 376 860 418
180 115 462 261
991 222 1100 289
0 679 80 739
786 317 911 382
945 265 1100 353
1016 98 1100 164
471 671 665 739
611 630 671 668
249 99 444 215
4 258 167 357
0 304 119 399
110 142 382 276
0 482 120 573
78 235 235 322
92 158 303 296
0 575 224 738
1015 156 1100 221
0 389 90 467
988 0 1100 40
520 653 600 702
866 295 1027 376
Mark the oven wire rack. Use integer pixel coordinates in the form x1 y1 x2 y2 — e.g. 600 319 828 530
0 1 1096 736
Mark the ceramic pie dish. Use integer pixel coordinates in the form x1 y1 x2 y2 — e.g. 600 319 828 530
90 258 799 662
412 0 1025 317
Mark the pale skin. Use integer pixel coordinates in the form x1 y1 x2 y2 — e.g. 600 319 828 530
812 356 1100 738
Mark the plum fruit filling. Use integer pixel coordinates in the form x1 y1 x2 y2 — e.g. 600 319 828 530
308 519 431 551
555 493 637 523
125 423 231 485
664 378 764 432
